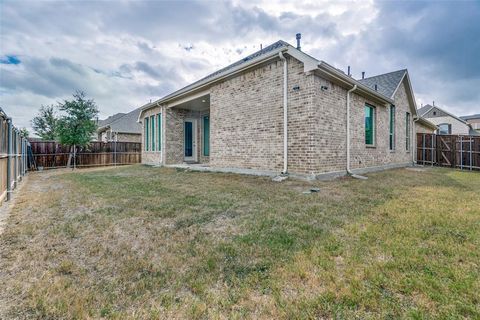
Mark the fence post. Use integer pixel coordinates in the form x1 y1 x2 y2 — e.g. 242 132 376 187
6 118 12 201
430 134 435 167
422 133 426 164
73 144 76 170
469 137 473 171
460 136 463 170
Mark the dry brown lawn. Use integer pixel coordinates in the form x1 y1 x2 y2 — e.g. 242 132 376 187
0 165 479 319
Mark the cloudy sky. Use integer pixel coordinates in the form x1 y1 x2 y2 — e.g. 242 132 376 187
1 0 479 132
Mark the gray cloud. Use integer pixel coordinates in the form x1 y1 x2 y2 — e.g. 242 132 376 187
1 0 479 132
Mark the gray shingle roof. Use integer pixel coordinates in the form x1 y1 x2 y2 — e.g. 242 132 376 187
417 104 434 116
98 112 126 127
357 69 406 98
460 113 480 120
99 108 142 134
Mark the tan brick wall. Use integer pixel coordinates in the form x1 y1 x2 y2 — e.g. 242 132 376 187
424 116 470 135
115 133 141 143
210 57 316 173
349 80 414 169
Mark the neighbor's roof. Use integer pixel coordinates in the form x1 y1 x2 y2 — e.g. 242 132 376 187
417 105 432 116
98 108 142 134
418 104 470 125
357 69 407 99
460 113 480 121
98 112 126 127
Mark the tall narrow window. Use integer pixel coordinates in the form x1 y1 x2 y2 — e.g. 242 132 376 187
389 105 396 151
406 112 411 151
157 113 162 151
203 115 210 156
144 117 149 151
365 104 375 146
150 115 155 151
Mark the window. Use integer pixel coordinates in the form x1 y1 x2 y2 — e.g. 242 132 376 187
144 117 149 151
365 104 375 146
203 115 210 156
157 113 162 151
150 115 155 151
406 112 411 151
389 105 396 151
438 123 451 135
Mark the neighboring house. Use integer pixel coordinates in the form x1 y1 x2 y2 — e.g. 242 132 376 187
460 113 480 134
97 108 142 143
417 104 477 135
137 40 436 179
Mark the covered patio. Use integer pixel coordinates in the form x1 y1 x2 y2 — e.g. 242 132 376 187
164 93 210 165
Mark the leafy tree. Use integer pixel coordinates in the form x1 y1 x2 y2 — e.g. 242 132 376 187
56 91 99 168
19 128 30 138
31 105 58 140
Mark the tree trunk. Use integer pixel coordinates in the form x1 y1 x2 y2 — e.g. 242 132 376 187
67 145 74 169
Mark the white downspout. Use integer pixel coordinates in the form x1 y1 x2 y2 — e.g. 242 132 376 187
346 85 357 175
279 51 288 174
156 102 163 166
346 85 367 179
413 116 419 164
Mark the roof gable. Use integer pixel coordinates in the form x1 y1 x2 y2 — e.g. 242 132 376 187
357 69 406 99
418 104 469 125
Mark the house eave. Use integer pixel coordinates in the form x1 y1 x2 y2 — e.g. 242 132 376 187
317 62 394 105
417 117 438 130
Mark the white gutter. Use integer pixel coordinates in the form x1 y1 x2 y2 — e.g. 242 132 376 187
346 85 357 174
279 51 288 174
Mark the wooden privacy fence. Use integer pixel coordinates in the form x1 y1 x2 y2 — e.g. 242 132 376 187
0 108 29 204
417 133 480 170
29 141 142 169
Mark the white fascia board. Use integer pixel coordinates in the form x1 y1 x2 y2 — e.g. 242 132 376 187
395 72 418 116
286 47 319 72
417 117 438 130
166 89 211 108
317 62 394 105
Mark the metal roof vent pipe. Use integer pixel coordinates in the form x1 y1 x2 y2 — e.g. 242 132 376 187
347 66 351 76
296 33 301 50
374 84 378 91
362 71 365 79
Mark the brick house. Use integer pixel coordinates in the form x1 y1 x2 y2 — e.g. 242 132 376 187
417 104 478 136
138 40 436 179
